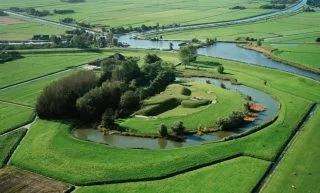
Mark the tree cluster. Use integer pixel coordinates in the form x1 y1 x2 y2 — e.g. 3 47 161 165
0 10 8 16
230 6 246 10
179 45 197 67
0 51 22 63
53 9 75 14
216 111 245 131
260 4 286 9
307 0 320 7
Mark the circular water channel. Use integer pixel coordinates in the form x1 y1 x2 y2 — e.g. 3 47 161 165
73 77 279 149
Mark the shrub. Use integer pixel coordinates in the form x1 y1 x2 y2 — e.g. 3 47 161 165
159 124 168 137
217 65 224 74
181 99 211 108
119 90 140 111
171 121 185 136
101 108 115 129
216 111 245 131
144 53 162 64
180 87 191 96
220 83 226 89
36 71 98 118
316 37 320 42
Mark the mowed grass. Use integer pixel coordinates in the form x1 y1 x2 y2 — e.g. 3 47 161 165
0 128 27 167
269 44 320 71
0 71 73 106
76 156 270 193
0 16 67 40
156 10 320 42
0 0 271 27
121 82 245 134
0 102 34 134
262 107 320 193
10 52 320 185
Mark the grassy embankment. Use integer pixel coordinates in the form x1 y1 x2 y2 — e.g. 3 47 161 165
10 52 320 187
122 81 245 133
76 156 270 193
0 0 272 27
0 129 27 167
262 107 320 193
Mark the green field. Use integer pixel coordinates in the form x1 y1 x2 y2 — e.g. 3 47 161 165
0 102 34 134
0 0 272 27
9 51 320 187
155 10 320 42
262 106 320 193
122 81 245 134
0 129 27 167
0 16 67 40
76 156 270 193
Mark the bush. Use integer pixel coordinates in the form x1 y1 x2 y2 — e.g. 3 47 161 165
220 83 226 89
36 71 98 118
181 99 211 108
171 121 185 136
180 87 191 96
144 53 162 64
101 108 114 129
159 124 168 137
119 90 140 111
216 111 245 131
316 37 320 42
217 65 224 74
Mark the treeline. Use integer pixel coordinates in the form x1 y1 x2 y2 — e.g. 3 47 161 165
61 17 93 28
260 4 286 9
36 54 176 129
8 7 75 17
230 6 246 10
271 0 297 4
110 23 180 34
0 51 22 63
307 0 320 7
61 0 86 3
216 111 246 131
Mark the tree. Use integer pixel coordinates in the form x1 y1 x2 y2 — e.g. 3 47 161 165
119 90 140 111
107 31 114 47
101 108 115 129
169 42 173 50
216 111 245 131
144 53 162 64
159 124 168 137
217 65 224 74
179 45 197 67
316 37 320 42
257 39 262 46
171 121 185 136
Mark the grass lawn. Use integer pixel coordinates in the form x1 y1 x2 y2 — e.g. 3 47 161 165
10 52 320 185
0 0 272 27
0 102 34 134
76 156 270 193
0 16 67 40
155 10 320 42
0 71 73 106
121 81 245 134
262 106 320 193
0 128 27 167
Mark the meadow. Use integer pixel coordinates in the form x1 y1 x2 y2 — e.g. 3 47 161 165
0 16 67 40
0 0 272 27
9 51 320 189
262 107 320 193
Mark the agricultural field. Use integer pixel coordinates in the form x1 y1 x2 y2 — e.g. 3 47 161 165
0 0 274 27
0 102 34 134
0 0 320 192
262 106 320 193
0 16 67 40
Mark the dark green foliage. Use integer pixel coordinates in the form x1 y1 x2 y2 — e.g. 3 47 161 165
260 4 286 9
137 98 180 116
0 51 22 63
111 58 142 83
271 0 297 3
316 37 320 42
159 124 168 137
179 45 197 66
181 99 211 108
144 53 162 64
54 9 75 14
217 65 224 74
181 87 191 96
230 6 246 9
0 10 8 16
169 42 174 50
61 17 75 23
119 90 140 111
220 83 226 89
61 0 86 3
171 121 185 136
101 108 115 129
76 81 127 120
216 111 246 131
24 7 50 17
307 0 320 7
142 61 163 82
36 71 98 118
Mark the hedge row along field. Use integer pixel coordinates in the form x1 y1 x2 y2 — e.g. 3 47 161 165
10 52 320 189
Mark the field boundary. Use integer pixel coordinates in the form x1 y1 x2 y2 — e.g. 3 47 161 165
0 113 36 135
